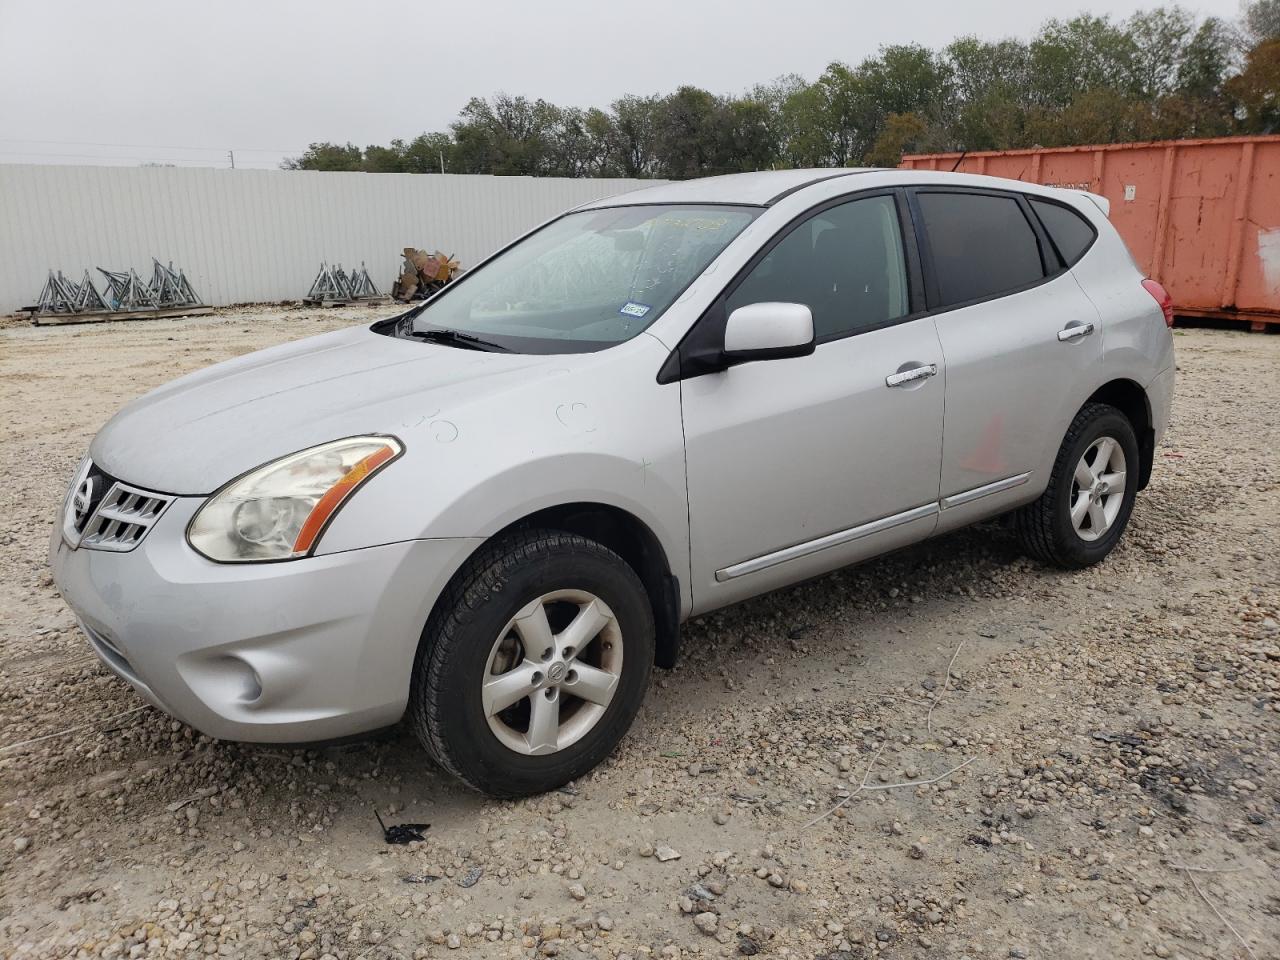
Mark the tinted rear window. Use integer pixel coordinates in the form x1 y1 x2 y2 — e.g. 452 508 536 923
1030 198 1096 266
917 192 1044 307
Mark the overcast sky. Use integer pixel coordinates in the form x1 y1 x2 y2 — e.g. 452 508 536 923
0 0 1248 170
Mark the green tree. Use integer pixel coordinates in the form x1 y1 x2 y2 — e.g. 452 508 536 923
1245 0 1280 41
1177 17 1235 99
1028 15 1139 108
605 94 660 177
399 132 455 173
777 78 839 166
1226 38 1280 132
1126 7 1196 100
724 95 782 172
282 142 363 171
450 94 558 175
285 4 1262 177
651 86 728 178
748 75 809 168
807 62 874 165
362 142 406 173
945 36 1032 149
860 45 952 121
543 106 614 177
868 112 930 166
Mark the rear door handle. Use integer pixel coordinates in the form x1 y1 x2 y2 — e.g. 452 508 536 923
885 363 938 388
1058 321 1095 342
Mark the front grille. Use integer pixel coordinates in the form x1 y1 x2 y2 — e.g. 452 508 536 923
63 459 173 552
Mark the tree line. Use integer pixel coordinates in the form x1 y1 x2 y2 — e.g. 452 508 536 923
284 2 1280 178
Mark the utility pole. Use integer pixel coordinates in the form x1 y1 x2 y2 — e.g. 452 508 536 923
228 150 235 169
439 150 445 175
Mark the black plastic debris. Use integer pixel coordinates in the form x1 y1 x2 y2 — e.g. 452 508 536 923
375 809 429 845
457 866 482 888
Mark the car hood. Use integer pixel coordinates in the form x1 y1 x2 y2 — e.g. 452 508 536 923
90 324 560 495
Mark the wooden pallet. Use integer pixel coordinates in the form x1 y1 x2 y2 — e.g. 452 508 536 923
25 305 215 327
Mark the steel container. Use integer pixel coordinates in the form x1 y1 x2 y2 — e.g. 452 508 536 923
901 136 1280 328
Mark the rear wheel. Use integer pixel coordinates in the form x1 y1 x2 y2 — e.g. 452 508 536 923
1015 403 1138 569
409 529 654 797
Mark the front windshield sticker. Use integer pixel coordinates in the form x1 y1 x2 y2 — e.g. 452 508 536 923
619 302 651 319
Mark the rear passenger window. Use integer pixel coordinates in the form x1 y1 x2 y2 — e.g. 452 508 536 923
916 192 1044 307
1030 199 1095 266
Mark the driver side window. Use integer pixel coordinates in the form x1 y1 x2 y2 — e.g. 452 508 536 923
726 195 910 341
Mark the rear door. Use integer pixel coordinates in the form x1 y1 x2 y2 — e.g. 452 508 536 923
909 188 1104 533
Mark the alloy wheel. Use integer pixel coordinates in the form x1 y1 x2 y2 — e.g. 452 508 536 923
1069 435 1127 542
482 590 623 756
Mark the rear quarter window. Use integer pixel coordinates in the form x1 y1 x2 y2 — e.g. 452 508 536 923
1030 198 1097 267
916 192 1045 308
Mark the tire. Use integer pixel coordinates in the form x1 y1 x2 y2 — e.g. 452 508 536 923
1014 403 1139 569
408 529 654 797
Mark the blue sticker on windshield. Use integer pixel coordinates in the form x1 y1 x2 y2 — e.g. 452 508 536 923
620 302 651 319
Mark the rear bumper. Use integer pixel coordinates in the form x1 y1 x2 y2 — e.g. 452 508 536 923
1148 362 1175 445
49 498 480 742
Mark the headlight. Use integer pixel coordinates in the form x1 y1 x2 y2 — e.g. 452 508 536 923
187 436 403 562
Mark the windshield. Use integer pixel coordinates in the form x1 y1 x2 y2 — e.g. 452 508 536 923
407 204 759 353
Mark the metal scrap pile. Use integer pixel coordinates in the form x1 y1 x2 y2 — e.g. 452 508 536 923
305 262 383 305
392 249 460 302
28 259 203 322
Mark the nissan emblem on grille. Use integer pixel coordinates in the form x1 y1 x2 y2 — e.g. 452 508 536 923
63 460 173 553
71 474 98 531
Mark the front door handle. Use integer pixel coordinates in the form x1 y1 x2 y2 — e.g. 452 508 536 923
1058 321 1095 342
885 363 938 388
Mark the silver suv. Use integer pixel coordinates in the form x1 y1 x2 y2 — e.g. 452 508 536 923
51 169 1175 796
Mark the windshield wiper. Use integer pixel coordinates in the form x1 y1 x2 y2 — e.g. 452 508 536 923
407 328 511 353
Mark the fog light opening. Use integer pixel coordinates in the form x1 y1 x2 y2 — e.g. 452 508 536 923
231 659 263 705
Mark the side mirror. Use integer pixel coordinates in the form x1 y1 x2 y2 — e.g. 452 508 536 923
722 302 815 364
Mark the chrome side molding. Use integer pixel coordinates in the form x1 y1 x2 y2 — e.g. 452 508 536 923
940 472 1032 510
717 472 1035 582
715 502 938 582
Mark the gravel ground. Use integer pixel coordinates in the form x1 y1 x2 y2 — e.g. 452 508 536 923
0 306 1276 960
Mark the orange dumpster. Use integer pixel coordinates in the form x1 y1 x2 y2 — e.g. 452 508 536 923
901 136 1280 329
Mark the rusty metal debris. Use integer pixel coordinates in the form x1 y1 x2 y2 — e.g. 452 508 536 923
392 248 460 302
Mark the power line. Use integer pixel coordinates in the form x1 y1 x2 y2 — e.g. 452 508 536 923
0 154 286 169
0 137 305 154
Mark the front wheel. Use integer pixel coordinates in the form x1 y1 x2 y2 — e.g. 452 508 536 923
409 530 654 797
1015 403 1139 569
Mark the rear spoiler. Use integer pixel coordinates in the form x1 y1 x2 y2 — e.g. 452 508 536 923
1065 189 1110 217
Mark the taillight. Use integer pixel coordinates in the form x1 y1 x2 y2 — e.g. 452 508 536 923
1142 278 1174 327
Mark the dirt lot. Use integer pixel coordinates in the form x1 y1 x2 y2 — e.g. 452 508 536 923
0 306 1276 960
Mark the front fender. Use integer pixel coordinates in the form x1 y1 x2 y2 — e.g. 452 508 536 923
314 334 691 610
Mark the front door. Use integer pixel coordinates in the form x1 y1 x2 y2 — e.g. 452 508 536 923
680 192 946 611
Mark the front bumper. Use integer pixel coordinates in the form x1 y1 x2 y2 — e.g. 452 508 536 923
49 497 480 742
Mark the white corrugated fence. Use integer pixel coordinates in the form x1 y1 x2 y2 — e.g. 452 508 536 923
0 165 665 313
